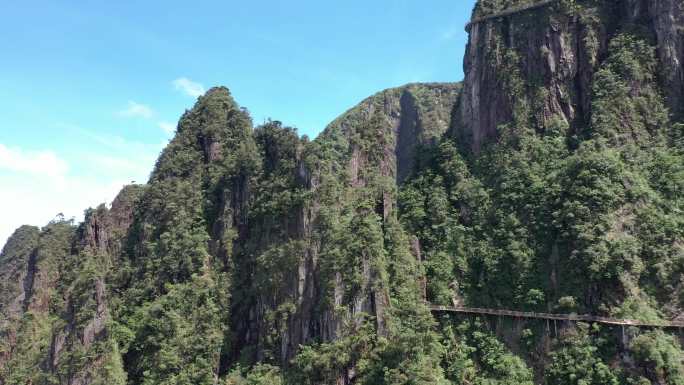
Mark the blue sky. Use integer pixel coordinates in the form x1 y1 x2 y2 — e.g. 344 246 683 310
0 0 476 248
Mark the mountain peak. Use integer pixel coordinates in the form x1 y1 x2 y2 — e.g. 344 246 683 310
200 85 232 100
151 85 253 180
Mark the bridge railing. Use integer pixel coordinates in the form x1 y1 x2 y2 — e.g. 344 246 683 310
466 0 560 30
429 305 684 329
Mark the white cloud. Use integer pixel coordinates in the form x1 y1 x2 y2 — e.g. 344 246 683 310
158 121 176 135
85 154 151 181
0 144 69 188
0 138 162 250
173 77 205 97
77 129 163 157
119 100 154 119
0 173 127 251
74 130 162 182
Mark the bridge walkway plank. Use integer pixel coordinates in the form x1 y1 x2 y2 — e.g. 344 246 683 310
429 305 684 329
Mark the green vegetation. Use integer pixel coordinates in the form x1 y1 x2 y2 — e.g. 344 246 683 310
629 330 684 385
545 325 618 385
439 320 534 385
1 2 683 384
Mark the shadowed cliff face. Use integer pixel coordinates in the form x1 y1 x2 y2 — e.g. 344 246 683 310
458 0 592 152
70 84 456 384
0 187 143 385
0 226 40 367
325 83 461 184
80 185 144 255
0 221 76 383
646 0 684 117
457 0 684 152
224 83 460 369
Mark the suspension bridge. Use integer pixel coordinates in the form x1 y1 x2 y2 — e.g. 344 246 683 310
429 305 684 329
466 0 560 30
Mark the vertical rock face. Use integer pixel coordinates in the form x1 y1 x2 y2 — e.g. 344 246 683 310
623 0 684 116
81 185 144 255
458 2 583 151
0 226 40 367
49 186 144 385
0 186 143 385
0 221 76 384
230 83 461 366
326 83 461 183
646 0 684 117
457 0 684 152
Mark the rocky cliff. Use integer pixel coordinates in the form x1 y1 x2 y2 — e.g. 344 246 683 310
0 186 142 385
458 0 684 151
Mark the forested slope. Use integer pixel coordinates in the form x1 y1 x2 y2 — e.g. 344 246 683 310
1 1 683 384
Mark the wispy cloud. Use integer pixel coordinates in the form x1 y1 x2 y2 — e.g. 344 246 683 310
0 144 69 188
0 135 163 249
158 121 176 135
119 100 154 119
54 122 163 179
0 173 127 251
0 142 130 249
84 153 151 180
173 77 205 97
